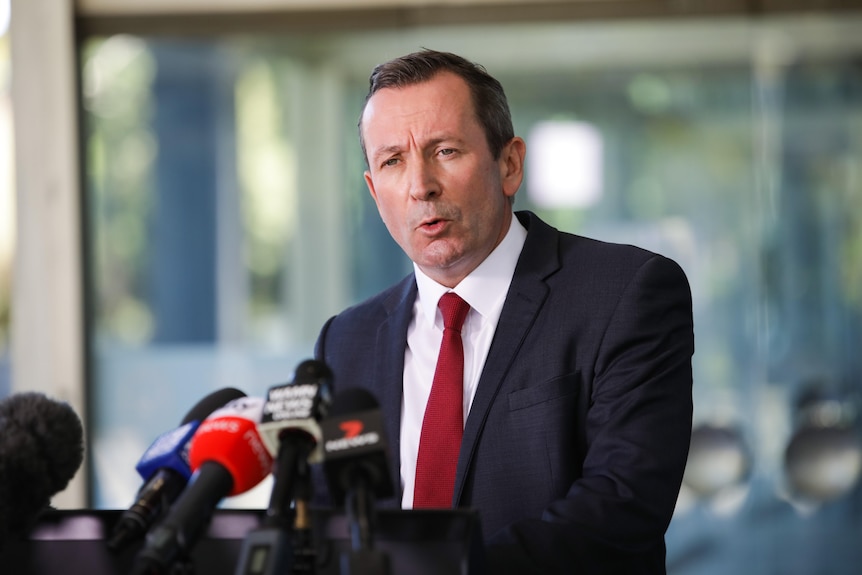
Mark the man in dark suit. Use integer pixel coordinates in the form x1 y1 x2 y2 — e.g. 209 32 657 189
315 49 694 574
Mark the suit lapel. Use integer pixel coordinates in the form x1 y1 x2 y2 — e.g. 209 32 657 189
454 212 561 504
375 276 417 500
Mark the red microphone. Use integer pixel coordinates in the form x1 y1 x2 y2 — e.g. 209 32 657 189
132 397 274 575
190 396 273 495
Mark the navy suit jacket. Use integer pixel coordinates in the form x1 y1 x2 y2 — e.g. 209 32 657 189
314 211 694 574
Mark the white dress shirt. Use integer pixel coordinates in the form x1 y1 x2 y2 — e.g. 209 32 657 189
400 213 527 508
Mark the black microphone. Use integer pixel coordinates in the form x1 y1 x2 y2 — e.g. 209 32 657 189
131 396 273 575
233 359 333 575
0 392 84 550
321 387 394 575
108 387 247 551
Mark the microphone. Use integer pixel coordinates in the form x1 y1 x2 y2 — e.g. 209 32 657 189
0 392 84 550
108 387 246 551
321 387 394 575
233 359 334 575
131 396 273 575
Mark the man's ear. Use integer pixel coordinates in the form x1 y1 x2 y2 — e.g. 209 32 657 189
500 137 526 199
364 170 379 206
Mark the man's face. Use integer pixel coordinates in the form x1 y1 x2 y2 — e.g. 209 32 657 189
361 72 525 288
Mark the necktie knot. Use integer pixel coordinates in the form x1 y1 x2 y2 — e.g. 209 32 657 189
439 292 470 333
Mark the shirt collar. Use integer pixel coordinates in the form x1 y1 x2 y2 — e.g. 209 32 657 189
414 212 527 325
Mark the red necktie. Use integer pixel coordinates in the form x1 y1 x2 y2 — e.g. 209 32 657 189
413 292 471 508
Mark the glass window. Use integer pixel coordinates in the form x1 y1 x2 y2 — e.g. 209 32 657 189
80 15 862 573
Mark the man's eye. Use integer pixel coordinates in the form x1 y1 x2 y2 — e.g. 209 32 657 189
439 148 456 156
382 158 399 167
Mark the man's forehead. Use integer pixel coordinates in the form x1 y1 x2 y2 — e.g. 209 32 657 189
365 78 476 128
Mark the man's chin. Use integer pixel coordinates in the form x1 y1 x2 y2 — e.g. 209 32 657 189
416 253 475 287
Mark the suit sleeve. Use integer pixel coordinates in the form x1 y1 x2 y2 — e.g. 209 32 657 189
486 254 694 574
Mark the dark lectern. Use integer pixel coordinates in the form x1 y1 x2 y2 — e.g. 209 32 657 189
0 508 486 575
314 508 486 575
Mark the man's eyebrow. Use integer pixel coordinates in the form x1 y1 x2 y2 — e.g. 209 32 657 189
370 144 403 162
370 136 466 163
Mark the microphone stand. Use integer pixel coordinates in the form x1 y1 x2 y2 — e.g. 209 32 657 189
340 471 391 575
291 455 316 574
233 435 314 575
131 462 234 575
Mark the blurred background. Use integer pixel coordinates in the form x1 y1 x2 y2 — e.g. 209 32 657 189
2 0 862 573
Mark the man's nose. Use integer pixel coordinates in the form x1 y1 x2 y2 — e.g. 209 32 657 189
407 159 440 201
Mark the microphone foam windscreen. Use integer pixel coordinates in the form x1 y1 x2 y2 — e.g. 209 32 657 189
0 392 84 546
322 387 394 503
